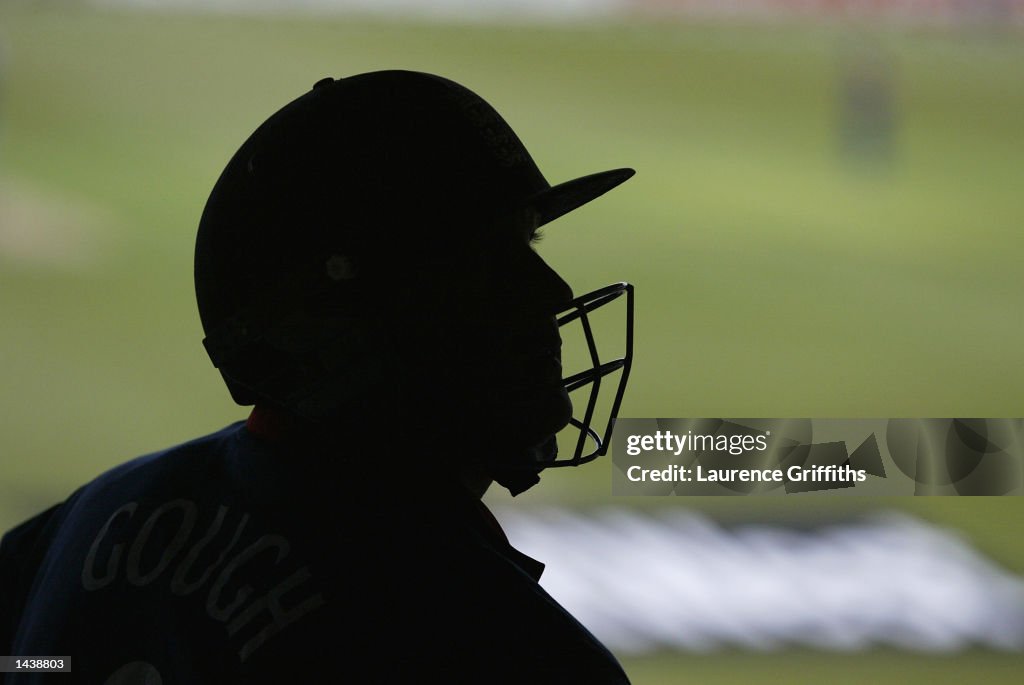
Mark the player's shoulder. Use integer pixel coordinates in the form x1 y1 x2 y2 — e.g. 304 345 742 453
15 420 257 553
2 421 248 543
74 420 249 500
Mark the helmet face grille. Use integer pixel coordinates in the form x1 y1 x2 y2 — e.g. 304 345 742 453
550 282 635 467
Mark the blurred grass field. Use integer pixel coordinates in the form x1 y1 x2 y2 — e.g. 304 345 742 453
1 4 1022 682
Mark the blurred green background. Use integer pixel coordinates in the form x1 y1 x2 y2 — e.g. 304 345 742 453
1 3 1022 682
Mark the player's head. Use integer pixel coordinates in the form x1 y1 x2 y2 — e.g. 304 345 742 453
195 70 634 493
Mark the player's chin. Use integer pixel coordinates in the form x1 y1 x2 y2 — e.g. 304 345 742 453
488 382 573 449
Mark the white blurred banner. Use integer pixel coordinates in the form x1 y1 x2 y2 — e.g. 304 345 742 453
497 509 1024 654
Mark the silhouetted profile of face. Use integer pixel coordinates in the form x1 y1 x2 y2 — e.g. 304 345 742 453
377 208 574 458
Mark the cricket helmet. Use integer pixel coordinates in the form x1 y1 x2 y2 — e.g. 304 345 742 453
195 70 634 488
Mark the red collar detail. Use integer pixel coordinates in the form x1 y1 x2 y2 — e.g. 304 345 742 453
246 405 301 442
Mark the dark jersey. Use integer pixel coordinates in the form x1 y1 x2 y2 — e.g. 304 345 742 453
0 419 629 684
